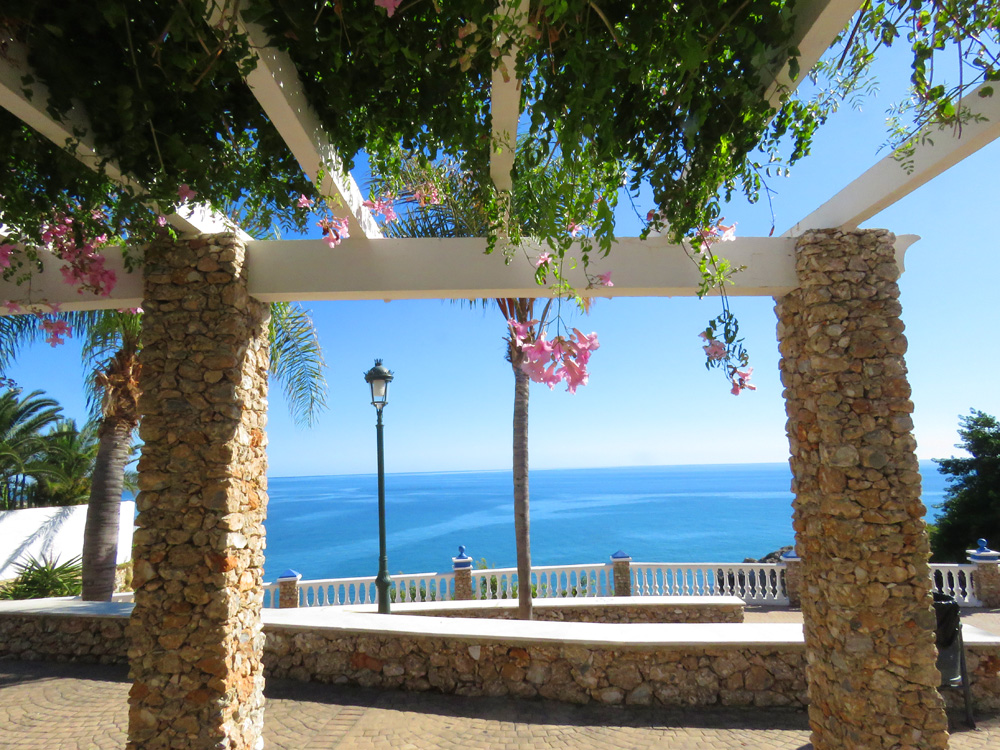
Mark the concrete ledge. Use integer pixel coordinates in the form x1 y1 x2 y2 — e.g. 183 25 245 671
340 595 745 624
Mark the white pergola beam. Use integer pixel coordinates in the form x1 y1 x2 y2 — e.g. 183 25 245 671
216 11 381 240
0 235 919 312
765 0 865 107
785 84 1000 235
0 36 247 239
489 0 527 193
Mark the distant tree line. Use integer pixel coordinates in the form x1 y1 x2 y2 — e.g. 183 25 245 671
930 410 1000 563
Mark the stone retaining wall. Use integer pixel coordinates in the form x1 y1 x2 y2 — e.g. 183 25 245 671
2 610 999 712
265 628 807 706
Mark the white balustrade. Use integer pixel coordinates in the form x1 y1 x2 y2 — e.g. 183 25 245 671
390 572 453 603
929 564 980 606
261 560 987 609
630 562 789 605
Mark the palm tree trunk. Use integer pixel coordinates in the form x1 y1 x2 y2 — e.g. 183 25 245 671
512 366 533 620
82 418 131 601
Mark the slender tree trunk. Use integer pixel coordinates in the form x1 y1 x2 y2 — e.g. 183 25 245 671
81 418 131 601
512 366 532 620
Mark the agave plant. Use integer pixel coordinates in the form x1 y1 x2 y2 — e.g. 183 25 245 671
0 554 83 599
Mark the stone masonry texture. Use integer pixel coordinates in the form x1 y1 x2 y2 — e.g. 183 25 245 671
127 234 270 750
975 563 1000 608
775 229 949 749
613 559 632 596
2 610 999 712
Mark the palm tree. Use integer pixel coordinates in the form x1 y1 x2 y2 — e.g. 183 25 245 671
375 161 563 619
0 301 327 600
28 419 103 507
0 388 65 509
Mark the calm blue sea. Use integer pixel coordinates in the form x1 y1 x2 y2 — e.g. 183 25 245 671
260 461 951 582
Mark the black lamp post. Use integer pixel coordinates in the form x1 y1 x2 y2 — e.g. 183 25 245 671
364 359 394 614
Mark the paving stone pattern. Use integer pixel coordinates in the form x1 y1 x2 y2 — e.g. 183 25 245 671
1 661 997 750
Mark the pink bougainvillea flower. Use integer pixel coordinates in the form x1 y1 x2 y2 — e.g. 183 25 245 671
718 221 737 242
40 319 71 347
534 252 552 269
156 215 168 227
507 318 538 341
363 196 398 223
177 184 197 202
374 0 402 17
703 339 726 361
317 216 351 248
560 357 588 394
118 307 143 314
3 300 22 314
597 271 613 287
0 244 15 268
297 194 315 209
730 367 757 395
568 222 582 237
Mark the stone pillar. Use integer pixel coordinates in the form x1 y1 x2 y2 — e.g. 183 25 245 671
128 234 270 750
970 539 1000 607
775 229 947 750
611 550 631 597
452 546 473 600
780 549 801 608
277 569 301 609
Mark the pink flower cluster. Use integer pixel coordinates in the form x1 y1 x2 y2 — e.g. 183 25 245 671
42 214 117 297
363 196 398 223
0 244 15 268
375 0 402 17
317 217 350 248
1 300 70 347
40 318 71 346
730 367 756 395
694 219 736 250
509 319 599 394
699 331 726 361
413 183 440 207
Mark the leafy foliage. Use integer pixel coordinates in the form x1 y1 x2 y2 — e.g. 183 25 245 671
800 1 1000 164
931 410 1000 563
1 0 312 245
0 554 82 599
26 419 101 506
0 388 64 509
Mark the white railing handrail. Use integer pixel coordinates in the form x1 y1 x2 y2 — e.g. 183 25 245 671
259 559 986 608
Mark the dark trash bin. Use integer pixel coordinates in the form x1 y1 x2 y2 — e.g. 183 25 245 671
932 592 975 729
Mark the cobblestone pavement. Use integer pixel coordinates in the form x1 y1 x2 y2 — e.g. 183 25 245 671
1 661 997 749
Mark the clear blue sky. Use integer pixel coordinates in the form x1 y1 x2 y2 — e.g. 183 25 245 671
7 47 997 477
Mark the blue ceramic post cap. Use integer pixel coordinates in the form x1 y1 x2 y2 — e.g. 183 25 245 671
276 569 302 581
455 545 470 560
453 545 473 569
969 538 1000 562
610 550 631 560
780 549 800 561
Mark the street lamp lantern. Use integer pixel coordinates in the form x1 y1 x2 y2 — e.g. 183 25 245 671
364 359 394 613
364 359 393 410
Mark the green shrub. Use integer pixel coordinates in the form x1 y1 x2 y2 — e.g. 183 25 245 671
0 554 82 599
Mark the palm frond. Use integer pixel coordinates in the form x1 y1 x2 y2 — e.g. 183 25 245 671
269 302 328 428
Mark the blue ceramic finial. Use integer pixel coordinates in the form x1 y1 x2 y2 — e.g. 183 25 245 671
978 539 990 553
456 545 469 559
